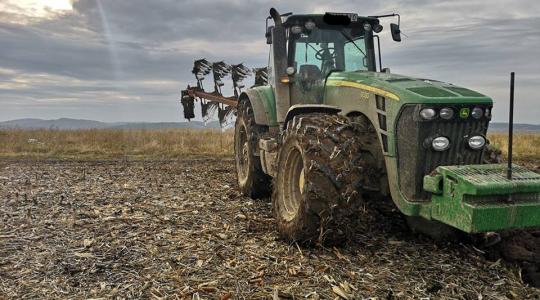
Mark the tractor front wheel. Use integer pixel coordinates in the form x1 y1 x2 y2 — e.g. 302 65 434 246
272 113 365 245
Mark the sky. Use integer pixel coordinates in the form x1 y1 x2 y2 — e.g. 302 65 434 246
0 0 539 123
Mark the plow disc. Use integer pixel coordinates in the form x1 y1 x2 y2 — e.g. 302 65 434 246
180 58 267 125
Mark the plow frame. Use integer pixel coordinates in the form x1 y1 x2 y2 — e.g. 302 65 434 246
180 59 268 125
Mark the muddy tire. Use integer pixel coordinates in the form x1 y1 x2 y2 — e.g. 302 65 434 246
234 99 271 198
272 113 365 245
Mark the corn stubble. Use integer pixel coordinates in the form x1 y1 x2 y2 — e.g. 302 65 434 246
0 130 538 298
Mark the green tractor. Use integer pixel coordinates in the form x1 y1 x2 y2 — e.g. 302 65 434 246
183 8 540 244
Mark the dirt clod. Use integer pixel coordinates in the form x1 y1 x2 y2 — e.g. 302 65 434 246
484 228 540 288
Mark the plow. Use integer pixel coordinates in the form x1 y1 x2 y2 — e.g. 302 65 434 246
180 59 268 125
179 8 540 245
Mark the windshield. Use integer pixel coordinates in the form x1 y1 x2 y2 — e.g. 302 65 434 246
290 27 367 78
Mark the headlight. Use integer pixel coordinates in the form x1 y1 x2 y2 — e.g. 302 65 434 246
485 108 491 118
468 135 486 150
305 20 316 30
471 107 483 119
439 107 454 120
291 25 303 34
420 108 437 120
432 137 450 151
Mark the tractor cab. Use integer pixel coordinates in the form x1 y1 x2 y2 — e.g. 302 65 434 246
265 10 397 122
281 14 379 104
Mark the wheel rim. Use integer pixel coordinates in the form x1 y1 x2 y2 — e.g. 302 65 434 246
279 146 304 222
236 124 249 182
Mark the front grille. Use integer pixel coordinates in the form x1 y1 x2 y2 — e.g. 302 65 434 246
396 104 491 201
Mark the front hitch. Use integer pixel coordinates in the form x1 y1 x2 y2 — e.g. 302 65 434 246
424 164 540 233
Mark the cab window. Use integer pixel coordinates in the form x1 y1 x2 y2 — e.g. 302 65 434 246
344 38 367 71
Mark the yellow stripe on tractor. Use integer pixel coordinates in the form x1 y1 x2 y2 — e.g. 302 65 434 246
326 80 400 101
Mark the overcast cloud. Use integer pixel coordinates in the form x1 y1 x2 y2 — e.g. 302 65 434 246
0 0 538 123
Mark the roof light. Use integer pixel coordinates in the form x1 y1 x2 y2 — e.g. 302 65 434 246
363 23 372 31
305 20 316 30
373 24 383 33
291 25 303 34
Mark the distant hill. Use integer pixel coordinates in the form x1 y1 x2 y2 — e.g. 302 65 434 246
0 118 110 129
110 121 221 129
489 122 540 132
0 118 221 130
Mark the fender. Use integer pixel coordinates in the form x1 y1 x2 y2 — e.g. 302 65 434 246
283 104 341 129
240 86 278 126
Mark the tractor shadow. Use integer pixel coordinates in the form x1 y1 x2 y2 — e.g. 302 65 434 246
253 191 540 289
352 193 540 288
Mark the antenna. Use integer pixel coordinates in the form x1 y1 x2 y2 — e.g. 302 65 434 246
507 72 515 180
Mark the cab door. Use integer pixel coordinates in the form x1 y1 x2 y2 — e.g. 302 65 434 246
289 41 337 105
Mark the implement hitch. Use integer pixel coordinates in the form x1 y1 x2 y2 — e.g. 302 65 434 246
424 164 540 233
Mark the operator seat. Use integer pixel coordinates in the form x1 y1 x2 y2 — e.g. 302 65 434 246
298 64 322 91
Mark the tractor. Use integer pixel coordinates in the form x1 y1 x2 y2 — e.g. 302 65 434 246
181 8 540 244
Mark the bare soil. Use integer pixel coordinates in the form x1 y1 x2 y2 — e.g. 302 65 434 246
1 159 539 299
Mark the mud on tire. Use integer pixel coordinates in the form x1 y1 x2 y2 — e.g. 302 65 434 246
234 99 271 198
272 113 365 245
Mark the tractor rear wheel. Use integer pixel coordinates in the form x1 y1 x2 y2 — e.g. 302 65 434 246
272 113 364 245
234 99 271 198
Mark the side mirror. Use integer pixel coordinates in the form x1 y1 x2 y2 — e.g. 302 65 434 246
266 26 274 44
390 23 401 42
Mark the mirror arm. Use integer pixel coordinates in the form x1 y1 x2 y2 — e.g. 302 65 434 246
369 13 400 26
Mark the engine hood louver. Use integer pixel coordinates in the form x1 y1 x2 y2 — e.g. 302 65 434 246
407 87 458 98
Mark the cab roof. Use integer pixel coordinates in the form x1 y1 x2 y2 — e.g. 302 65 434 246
283 13 380 28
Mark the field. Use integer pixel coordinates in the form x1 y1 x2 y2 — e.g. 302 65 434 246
0 129 538 166
0 129 539 299
489 132 540 168
0 129 234 160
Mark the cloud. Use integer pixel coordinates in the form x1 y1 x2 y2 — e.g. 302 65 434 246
0 0 538 123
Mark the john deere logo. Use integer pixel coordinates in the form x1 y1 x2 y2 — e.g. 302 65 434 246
459 107 470 118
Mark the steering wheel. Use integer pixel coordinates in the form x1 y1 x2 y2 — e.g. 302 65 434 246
315 47 337 61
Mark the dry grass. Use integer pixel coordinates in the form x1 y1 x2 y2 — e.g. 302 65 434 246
0 129 538 165
0 129 234 160
488 132 540 164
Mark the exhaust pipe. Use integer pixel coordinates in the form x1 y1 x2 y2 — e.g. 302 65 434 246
268 8 291 124
270 8 283 26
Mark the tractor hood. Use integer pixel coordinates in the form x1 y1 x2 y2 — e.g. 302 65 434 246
326 71 493 105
